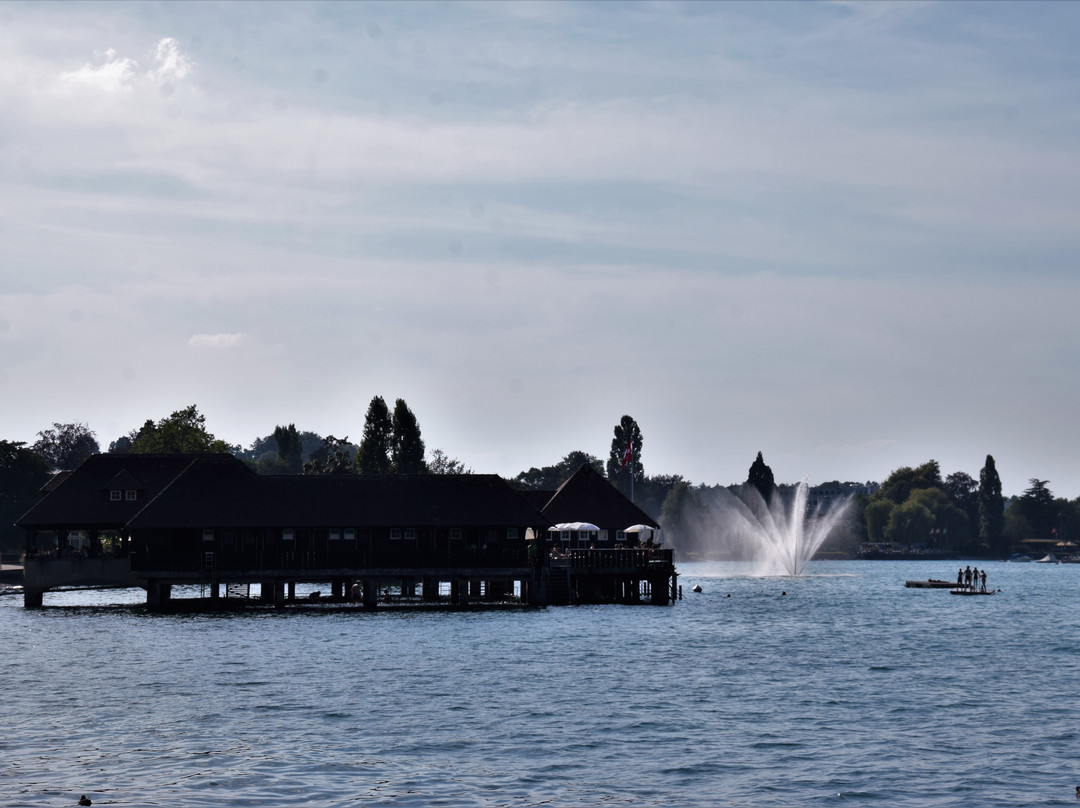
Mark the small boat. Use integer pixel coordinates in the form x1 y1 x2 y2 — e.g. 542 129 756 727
1008 553 1032 562
1036 554 1059 564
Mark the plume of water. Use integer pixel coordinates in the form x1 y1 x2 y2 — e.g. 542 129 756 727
728 476 850 576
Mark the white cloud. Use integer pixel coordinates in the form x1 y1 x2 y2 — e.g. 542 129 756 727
188 332 247 349
58 49 138 93
149 37 194 83
55 38 192 94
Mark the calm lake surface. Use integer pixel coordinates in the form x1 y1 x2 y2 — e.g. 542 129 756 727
2 560 1077 807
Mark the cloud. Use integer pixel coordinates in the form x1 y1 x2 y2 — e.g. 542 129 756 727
149 37 194 83
55 38 193 94
58 48 138 93
188 332 247 349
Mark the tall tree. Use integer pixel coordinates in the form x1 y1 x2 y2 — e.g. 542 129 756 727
272 424 303 474
1014 479 1056 538
391 398 427 474
32 422 100 470
0 440 52 553
746 451 776 505
606 415 643 497
944 471 979 532
355 396 392 474
978 454 1005 552
127 405 232 454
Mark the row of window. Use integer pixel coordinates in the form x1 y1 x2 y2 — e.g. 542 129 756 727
556 530 627 541
109 490 138 501
201 527 520 542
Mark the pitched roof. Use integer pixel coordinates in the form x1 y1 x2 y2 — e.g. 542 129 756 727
16 454 245 530
123 459 552 530
541 463 657 531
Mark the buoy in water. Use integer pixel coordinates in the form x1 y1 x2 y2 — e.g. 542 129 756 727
691 585 702 593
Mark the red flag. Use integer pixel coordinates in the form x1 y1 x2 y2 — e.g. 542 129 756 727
620 439 632 470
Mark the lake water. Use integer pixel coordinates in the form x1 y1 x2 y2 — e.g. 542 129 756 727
2 560 1077 807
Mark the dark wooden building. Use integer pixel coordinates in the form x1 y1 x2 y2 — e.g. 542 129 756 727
16 455 676 609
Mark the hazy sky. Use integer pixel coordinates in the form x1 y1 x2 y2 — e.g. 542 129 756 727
3 1 1080 497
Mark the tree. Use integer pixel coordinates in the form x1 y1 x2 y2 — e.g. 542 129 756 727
978 454 1005 552
272 424 303 474
32 422 100 471
865 498 894 542
0 440 53 553
884 499 935 545
510 451 604 491
391 398 427 474
428 449 471 475
874 460 942 506
606 415 643 497
746 451 776 505
356 396 392 474
944 471 979 533
303 435 355 475
1013 479 1056 538
127 406 233 454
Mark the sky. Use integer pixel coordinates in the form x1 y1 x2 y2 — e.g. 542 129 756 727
2 1 1080 497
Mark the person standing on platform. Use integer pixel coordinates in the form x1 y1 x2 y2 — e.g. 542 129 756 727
980 569 987 592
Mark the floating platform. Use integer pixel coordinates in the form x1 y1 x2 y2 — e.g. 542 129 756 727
905 579 956 589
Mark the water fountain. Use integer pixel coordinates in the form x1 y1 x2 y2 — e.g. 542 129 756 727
727 477 850 576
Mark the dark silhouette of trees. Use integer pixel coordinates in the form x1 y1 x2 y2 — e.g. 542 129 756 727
511 450 603 491
391 398 426 474
606 415 643 497
356 396 393 474
32 422 99 470
0 440 52 553
428 448 470 475
127 405 233 454
272 424 303 474
746 451 776 505
1013 478 1056 538
303 435 355 475
978 454 1005 552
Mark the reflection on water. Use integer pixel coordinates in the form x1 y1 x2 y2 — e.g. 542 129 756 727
2 561 1076 807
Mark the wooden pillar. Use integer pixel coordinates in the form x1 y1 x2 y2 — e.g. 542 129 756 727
401 577 416 597
287 581 296 601
459 578 471 606
23 588 43 609
362 578 378 610
469 579 482 599
422 576 439 601
146 580 172 610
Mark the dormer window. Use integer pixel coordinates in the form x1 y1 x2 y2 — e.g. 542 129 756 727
125 490 137 501
110 490 122 502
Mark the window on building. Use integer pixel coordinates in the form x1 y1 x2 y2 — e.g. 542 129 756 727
404 528 417 540
110 490 122 502
329 529 341 541
344 528 356 542
450 527 462 540
615 531 627 542
600 530 608 541
125 490 137 501
507 527 519 540
202 529 214 542
282 528 295 542
390 528 402 540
